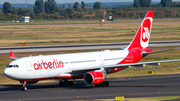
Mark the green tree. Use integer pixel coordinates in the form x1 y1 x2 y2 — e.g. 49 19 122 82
17 7 27 15
12 7 18 14
3 2 12 14
44 0 57 14
73 2 79 11
66 8 74 14
45 2 50 14
81 1 85 9
139 0 151 7
161 0 172 7
62 4 65 9
93 2 101 9
171 2 179 7
133 0 140 7
34 0 44 14
68 4 71 8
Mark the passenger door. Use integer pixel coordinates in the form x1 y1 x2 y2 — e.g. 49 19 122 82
25 61 32 71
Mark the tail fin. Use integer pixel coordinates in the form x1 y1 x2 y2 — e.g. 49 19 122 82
125 11 154 50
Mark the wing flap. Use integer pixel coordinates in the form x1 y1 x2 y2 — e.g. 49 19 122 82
147 63 160 66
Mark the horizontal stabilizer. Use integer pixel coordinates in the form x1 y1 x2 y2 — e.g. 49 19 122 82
142 47 180 57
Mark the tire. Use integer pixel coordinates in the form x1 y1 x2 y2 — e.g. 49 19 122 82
100 83 104 87
59 81 64 87
69 81 73 87
64 81 69 87
95 84 99 87
104 81 109 87
21 87 27 91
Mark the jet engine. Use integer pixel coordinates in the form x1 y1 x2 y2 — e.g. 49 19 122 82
83 71 104 85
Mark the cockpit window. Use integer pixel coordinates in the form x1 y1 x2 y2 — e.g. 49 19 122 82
7 64 19 68
8 65 13 67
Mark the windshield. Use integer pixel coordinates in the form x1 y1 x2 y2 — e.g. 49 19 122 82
7 64 19 68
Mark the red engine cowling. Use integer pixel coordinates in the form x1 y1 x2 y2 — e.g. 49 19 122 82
83 71 104 85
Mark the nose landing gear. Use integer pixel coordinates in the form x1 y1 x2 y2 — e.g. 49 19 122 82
21 81 27 91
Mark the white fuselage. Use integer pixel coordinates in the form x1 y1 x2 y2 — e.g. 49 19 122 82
4 50 129 80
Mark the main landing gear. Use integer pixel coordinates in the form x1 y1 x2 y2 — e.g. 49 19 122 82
59 80 73 87
21 81 27 91
95 81 109 87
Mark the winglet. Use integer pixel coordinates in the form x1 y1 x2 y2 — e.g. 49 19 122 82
9 51 15 58
9 51 19 60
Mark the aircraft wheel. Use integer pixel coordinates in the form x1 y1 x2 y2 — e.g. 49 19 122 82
69 81 73 87
95 84 99 87
21 87 27 91
59 81 64 87
100 82 104 87
104 81 109 87
64 80 69 87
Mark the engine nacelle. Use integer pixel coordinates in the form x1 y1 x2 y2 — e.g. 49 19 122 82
83 71 104 85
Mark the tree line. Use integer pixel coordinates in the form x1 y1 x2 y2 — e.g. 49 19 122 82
133 0 180 7
1 0 180 20
2 0 101 14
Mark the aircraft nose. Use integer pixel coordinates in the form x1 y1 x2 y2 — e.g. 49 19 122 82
3 68 13 78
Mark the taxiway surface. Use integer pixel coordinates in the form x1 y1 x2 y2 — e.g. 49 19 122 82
0 41 180 53
1 74 180 101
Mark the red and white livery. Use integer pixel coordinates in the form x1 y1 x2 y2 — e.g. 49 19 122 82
4 11 180 91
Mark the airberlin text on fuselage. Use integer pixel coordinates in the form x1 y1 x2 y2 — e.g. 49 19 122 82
33 59 64 70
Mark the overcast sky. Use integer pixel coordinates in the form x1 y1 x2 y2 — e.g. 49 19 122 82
1 0 180 4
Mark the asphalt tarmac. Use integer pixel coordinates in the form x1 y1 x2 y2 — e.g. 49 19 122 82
0 41 180 53
1 74 180 101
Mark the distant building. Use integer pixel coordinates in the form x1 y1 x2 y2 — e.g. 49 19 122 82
106 16 112 20
106 16 118 21
19 16 30 22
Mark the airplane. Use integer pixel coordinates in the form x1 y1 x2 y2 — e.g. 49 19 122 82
3 11 180 91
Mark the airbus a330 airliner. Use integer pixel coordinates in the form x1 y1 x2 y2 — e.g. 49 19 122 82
3 11 180 91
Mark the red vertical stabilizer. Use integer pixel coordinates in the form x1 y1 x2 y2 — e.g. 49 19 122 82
125 11 154 50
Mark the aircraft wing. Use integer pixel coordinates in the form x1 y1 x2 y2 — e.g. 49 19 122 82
72 59 180 72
